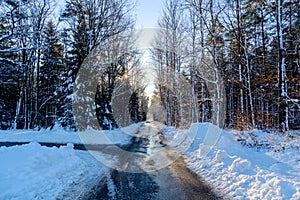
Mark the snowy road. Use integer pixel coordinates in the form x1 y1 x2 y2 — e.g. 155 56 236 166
1 123 298 199
85 123 227 200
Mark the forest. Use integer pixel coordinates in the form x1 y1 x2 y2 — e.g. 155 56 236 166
0 0 299 132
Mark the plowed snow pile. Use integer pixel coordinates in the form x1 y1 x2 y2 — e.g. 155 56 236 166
162 123 300 200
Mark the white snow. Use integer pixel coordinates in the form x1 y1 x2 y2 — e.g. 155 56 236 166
0 142 104 199
162 123 300 200
0 124 139 199
1 122 299 199
0 123 138 145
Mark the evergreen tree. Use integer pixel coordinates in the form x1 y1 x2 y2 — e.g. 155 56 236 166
129 92 140 123
37 20 64 128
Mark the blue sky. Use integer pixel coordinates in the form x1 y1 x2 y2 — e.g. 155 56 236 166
56 0 163 28
135 0 164 28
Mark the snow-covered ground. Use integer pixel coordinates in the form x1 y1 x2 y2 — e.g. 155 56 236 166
0 142 104 199
1 122 299 199
0 124 139 199
0 123 139 145
162 123 300 200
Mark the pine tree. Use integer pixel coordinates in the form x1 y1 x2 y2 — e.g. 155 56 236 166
37 20 64 128
129 92 140 123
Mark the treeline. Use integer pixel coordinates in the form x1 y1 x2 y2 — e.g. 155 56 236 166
151 0 300 131
1 0 299 131
0 0 148 130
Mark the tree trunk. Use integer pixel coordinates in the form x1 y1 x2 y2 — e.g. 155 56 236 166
276 0 289 131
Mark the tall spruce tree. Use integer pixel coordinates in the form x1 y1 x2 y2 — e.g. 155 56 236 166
37 20 64 128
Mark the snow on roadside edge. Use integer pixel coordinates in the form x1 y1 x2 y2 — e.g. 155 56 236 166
162 123 300 200
0 123 141 199
0 142 104 199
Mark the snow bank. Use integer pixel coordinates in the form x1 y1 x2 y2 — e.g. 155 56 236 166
163 123 300 200
0 129 81 144
0 142 104 199
0 123 140 199
0 123 139 145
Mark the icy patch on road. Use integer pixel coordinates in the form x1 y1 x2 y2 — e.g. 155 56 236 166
105 168 116 198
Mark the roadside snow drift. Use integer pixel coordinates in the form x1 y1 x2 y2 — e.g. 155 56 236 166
0 124 139 199
163 123 300 200
0 124 138 145
0 142 104 199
